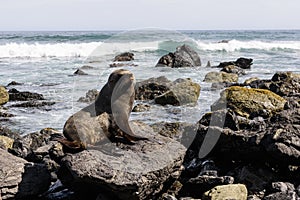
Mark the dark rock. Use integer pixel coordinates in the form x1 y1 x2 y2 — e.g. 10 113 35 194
109 63 138 68
0 125 21 140
114 52 134 62
135 76 172 100
157 53 175 67
180 175 234 198
235 57 253 69
156 44 201 68
132 103 150 112
0 86 9 105
73 69 88 75
270 182 295 193
150 122 194 140
8 88 45 101
263 192 297 200
248 72 300 97
217 57 253 69
9 100 55 108
218 40 230 43
0 111 15 118
0 149 51 200
78 89 99 103
58 122 186 200
6 81 22 87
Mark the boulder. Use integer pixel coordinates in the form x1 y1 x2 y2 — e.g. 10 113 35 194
109 63 138 68
0 86 9 105
58 122 186 200
0 135 14 150
211 86 286 118
0 149 51 200
9 101 55 108
202 184 248 200
132 104 150 112
78 89 99 103
114 52 134 62
8 88 44 101
247 72 300 97
156 44 201 68
73 69 88 75
135 76 172 100
203 72 238 83
217 57 253 69
220 65 246 75
6 81 22 87
154 79 200 106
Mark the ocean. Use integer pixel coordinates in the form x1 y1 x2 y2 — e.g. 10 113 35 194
1 29 300 134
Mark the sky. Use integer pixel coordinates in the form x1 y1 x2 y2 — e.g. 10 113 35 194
0 0 299 31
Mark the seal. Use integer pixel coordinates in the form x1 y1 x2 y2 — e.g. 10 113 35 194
55 69 148 152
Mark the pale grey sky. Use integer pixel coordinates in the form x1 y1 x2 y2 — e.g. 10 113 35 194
0 0 299 30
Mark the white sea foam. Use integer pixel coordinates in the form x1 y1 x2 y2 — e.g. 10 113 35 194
196 39 300 51
0 41 160 58
1 40 300 58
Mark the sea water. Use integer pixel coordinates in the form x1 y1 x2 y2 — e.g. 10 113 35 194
0 29 299 134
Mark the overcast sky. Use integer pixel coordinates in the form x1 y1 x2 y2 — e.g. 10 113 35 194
1 0 299 31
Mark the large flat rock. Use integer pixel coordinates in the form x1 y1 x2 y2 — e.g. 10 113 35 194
58 122 186 200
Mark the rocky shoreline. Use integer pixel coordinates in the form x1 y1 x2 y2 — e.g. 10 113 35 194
0 45 299 200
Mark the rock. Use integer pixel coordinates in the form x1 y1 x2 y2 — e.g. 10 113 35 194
217 57 253 69
244 77 260 85
220 65 246 75
156 44 201 68
155 78 200 106
203 72 238 83
206 61 211 67
202 184 248 200
0 135 14 150
114 52 134 61
0 149 51 199
10 128 61 160
135 76 172 100
9 100 55 108
211 82 241 90
211 86 286 118
157 53 174 67
0 111 15 118
269 72 300 97
0 126 21 140
73 69 88 75
58 122 186 200
227 165 277 195
263 192 297 200
181 176 234 198
248 72 300 97
6 81 22 87
235 57 253 69
8 88 44 101
132 104 150 112
270 182 295 193
80 65 94 70
0 86 9 105
109 63 138 68
78 89 99 103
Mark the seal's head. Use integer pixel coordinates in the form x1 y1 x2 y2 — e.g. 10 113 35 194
107 69 135 89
